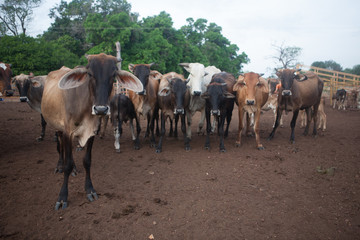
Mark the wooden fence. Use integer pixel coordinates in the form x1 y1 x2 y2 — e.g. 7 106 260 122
296 64 360 105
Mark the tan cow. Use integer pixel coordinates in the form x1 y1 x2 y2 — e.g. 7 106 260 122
300 96 326 131
41 54 143 210
233 72 269 149
128 64 162 147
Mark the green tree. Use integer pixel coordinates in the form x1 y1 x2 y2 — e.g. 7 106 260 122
0 35 79 75
311 60 343 72
0 0 41 36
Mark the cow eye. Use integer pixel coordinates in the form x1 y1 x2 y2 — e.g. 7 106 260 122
256 82 262 87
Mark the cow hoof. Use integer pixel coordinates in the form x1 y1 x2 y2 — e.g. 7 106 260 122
155 148 162 153
185 146 191 151
76 146 84 152
115 149 121 153
257 146 265 150
36 137 44 142
220 149 226 153
204 146 210 150
87 192 99 202
55 201 68 210
134 146 140 150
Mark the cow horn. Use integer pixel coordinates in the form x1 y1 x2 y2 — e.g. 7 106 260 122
221 83 227 86
259 73 264 77
179 63 190 68
149 62 156 67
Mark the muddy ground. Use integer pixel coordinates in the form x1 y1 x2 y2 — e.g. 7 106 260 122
0 98 359 240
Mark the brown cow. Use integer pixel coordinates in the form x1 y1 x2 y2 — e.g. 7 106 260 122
128 64 162 147
41 54 143 210
233 72 269 149
300 96 326 131
0 62 14 97
268 69 324 143
157 72 190 153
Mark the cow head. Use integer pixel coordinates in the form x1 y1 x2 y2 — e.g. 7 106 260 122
202 81 235 116
159 76 189 115
276 69 307 96
12 73 37 102
179 63 207 96
128 63 155 95
268 78 280 94
233 72 265 107
0 62 14 96
59 53 143 116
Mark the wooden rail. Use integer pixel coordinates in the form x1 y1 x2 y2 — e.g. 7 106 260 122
296 64 360 105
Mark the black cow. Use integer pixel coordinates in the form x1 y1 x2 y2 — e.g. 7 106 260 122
110 94 141 152
332 88 346 110
201 72 236 152
157 72 190 153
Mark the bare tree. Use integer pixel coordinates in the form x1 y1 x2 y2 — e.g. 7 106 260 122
0 0 41 36
271 42 302 69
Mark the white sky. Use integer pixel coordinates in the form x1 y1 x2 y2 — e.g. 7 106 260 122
28 0 360 77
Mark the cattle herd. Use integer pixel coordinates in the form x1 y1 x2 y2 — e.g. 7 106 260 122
0 57 359 210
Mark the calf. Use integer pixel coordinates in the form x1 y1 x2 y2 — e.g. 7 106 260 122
12 73 47 141
268 69 324 143
233 72 269 149
128 64 162 147
333 88 346 110
0 62 14 97
347 89 358 109
157 72 190 153
110 94 141 152
300 96 326 131
41 54 143 210
201 72 236 152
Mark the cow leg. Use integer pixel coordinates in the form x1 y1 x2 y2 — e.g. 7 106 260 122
245 112 253 137
156 113 166 153
99 115 108 139
211 117 217 134
204 110 211 150
268 107 283 140
186 110 192 140
174 114 179 138
197 109 206 135
312 103 320 137
55 134 74 210
37 114 47 141
154 106 160 137
113 126 120 153
235 109 244 147
55 131 64 173
168 118 174 137
133 117 141 150
319 111 326 131
83 136 98 203
218 114 226 152
181 114 191 151
149 113 157 148
254 111 264 150
303 108 311 136
289 110 299 144
224 108 232 138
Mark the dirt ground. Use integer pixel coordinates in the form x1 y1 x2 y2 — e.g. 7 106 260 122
0 97 359 240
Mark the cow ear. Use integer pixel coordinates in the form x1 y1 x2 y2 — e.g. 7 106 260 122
128 64 135 73
276 71 282 78
116 70 143 93
224 91 235 99
58 68 88 89
150 70 162 82
179 63 191 72
158 87 170 96
201 92 210 99
233 81 244 91
31 79 42 88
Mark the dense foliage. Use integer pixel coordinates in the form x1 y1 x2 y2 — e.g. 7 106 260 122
0 0 249 77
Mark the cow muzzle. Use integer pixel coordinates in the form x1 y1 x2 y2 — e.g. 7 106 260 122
246 99 255 105
193 91 201 96
282 90 292 96
20 96 28 102
92 105 110 115
210 110 220 116
174 108 185 115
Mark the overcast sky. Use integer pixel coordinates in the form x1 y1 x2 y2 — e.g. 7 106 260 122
28 0 360 76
